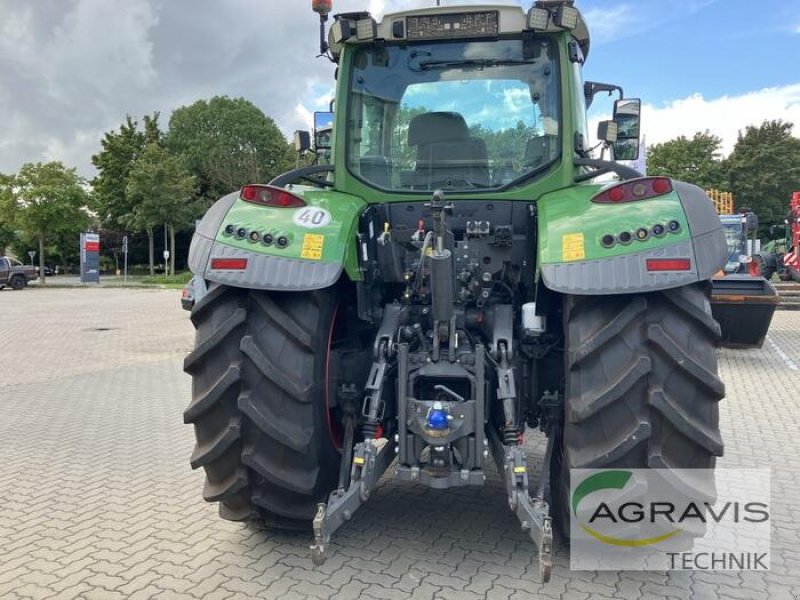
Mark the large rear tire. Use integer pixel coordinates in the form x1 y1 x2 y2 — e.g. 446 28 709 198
183 283 342 528
10 274 26 290
550 283 725 539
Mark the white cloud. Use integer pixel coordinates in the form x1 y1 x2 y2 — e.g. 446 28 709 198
0 0 795 181
582 5 640 44
295 103 314 132
642 84 800 155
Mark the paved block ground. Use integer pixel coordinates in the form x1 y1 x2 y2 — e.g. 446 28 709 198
1 287 799 599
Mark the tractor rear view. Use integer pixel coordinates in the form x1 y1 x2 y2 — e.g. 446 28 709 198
183 1 734 581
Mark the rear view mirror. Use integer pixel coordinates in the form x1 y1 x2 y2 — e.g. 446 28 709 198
314 111 334 150
612 98 641 160
294 130 311 153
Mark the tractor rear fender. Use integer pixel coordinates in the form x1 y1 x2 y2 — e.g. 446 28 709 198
537 179 726 295
188 188 366 291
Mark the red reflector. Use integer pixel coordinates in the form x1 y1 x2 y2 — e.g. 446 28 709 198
608 187 625 202
241 186 257 201
652 178 671 194
210 258 248 270
646 258 691 272
240 184 306 208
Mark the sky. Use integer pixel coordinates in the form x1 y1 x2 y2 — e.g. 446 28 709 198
0 0 798 178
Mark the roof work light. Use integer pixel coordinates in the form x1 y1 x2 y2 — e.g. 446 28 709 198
554 4 578 29
527 7 550 29
356 17 377 40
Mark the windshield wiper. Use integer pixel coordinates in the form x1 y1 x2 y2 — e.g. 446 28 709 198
415 58 534 71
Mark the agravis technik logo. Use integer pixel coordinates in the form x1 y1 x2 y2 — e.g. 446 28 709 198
569 468 771 571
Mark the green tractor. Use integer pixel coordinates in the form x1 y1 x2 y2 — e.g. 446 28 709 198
183 1 728 581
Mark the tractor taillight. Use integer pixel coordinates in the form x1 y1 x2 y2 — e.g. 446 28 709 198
646 258 691 272
592 177 673 204
240 185 306 208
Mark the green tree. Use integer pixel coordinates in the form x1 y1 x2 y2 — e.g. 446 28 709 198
91 114 161 229
126 144 198 276
727 120 800 228
0 173 17 254
647 131 727 189
92 114 163 274
165 96 293 203
3 162 89 284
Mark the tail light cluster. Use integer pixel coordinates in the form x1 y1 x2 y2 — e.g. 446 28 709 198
592 177 673 204
240 184 306 208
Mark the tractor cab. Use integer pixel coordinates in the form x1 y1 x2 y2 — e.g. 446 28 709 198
720 211 759 275
294 1 645 199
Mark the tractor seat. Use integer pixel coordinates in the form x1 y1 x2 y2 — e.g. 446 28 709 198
407 112 489 187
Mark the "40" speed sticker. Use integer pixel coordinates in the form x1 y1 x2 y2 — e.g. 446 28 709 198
293 207 332 229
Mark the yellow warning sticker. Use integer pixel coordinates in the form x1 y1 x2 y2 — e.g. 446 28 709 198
562 232 585 262
301 233 325 260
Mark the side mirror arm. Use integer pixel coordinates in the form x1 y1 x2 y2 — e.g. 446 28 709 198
584 82 624 109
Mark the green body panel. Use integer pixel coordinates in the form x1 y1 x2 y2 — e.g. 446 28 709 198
214 187 366 280
537 185 690 265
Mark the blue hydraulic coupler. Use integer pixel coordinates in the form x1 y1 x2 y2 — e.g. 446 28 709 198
426 402 449 431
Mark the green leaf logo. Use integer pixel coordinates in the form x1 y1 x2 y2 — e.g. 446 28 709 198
571 470 682 547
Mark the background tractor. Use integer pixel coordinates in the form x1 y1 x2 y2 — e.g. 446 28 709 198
755 191 800 282
704 189 779 347
183 1 738 580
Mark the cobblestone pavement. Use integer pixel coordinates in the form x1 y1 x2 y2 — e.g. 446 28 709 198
1 287 799 599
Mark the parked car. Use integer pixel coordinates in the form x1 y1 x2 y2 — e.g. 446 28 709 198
34 265 55 277
0 256 37 290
